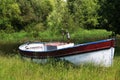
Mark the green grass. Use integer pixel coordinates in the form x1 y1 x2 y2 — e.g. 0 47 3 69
71 29 112 43
0 53 120 80
0 29 111 42
0 29 120 80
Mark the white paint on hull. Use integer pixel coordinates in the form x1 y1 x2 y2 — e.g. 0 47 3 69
22 47 114 67
61 47 115 67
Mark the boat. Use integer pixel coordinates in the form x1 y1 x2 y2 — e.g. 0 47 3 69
19 38 115 67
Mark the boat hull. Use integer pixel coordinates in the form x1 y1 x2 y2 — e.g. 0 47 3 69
61 47 114 67
22 47 114 67
19 38 115 67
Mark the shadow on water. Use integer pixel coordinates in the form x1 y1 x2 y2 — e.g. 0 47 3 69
115 46 120 57
0 41 21 55
115 36 120 57
0 36 120 57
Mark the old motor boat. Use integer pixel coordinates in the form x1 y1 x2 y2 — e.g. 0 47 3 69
19 38 115 67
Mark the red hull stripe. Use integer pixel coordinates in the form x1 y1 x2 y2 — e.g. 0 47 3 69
19 39 115 59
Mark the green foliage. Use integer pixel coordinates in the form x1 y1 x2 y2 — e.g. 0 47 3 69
47 0 76 34
17 0 36 23
71 28 111 43
0 0 120 35
0 0 53 32
17 0 53 30
0 29 111 44
47 0 101 33
70 0 100 29
0 0 21 32
30 0 53 22
98 0 120 35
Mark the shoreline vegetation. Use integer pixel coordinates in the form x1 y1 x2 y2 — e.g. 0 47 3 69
0 29 111 54
0 0 120 79
0 29 120 80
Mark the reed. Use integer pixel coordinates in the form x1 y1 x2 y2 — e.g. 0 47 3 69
0 53 120 80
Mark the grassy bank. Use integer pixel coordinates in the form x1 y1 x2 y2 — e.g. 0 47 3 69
0 29 111 42
0 52 120 80
0 29 120 80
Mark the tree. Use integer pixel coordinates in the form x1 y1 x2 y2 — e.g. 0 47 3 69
29 0 53 23
67 0 100 29
47 0 75 34
17 0 36 28
0 0 21 32
17 0 53 30
99 0 120 35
